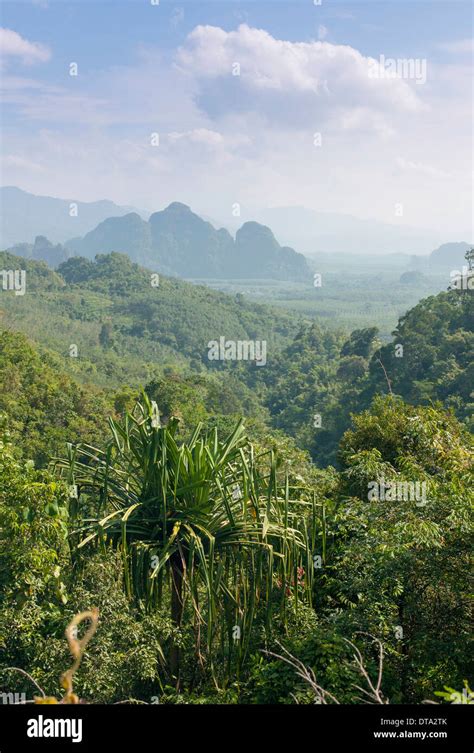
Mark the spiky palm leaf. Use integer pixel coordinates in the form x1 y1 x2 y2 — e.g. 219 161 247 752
54 396 312 682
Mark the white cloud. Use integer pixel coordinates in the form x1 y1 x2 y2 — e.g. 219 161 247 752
0 28 50 65
339 106 395 138
175 23 423 129
0 24 471 238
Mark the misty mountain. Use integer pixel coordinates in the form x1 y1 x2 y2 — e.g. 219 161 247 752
7 235 72 267
0 186 145 247
66 202 311 281
233 221 309 279
66 212 155 267
253 206 451 256
429 242 472 268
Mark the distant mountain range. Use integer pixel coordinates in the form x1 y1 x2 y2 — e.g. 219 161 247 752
250 206 470 257
65 202 310 280
1 189 310 281
1 187 471 281
0 186 143 248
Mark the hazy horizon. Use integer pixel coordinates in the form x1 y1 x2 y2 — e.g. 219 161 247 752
1 0 472 249
2 183 472 256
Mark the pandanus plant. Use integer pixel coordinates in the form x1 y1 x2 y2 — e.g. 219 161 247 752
54 397 314 686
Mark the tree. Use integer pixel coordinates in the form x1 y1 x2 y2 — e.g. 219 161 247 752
320 396 474 701
55 396 312 686
465 247 474 271
57 256 95 284
336 356 368 382
0 428 70 672
341 327 379 359
98 321 114 349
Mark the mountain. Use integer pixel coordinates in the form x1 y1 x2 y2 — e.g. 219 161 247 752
7 235 72 267
233 222 309 279
253 206 453 256
66 202 311 281
148 202 234 277
429 241 472 268
66 212 155 267
0 186 145 247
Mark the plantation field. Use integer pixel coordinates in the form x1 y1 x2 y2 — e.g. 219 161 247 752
191 267 447 337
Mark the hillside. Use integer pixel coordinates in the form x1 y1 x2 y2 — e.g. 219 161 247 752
252 284 473 465
0 331 471 707
1 248 471 467
368 288 474 424
0 249 472 711
0 250 301 389
0 330 113 466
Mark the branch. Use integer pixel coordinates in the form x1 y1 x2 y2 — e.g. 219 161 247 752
1 667 46 698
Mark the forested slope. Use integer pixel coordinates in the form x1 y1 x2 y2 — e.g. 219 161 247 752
0 247 472 706
0 251 300 388
1 249 472 467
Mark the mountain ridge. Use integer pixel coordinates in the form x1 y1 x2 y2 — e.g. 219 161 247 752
66 202 311 281
0 185 145 248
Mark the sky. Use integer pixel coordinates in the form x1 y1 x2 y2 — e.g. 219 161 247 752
0 0 473 239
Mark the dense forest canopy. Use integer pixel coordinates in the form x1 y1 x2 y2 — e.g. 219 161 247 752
0 246 472 707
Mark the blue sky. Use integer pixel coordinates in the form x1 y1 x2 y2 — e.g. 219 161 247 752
1 0 472 238
3 1 472 80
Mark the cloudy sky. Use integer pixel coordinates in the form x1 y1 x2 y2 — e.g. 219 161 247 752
1 0 472 238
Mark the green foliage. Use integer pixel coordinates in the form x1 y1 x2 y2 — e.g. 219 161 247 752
244 609 359 704
435 680 474 705
0 251 299 393
30 552 173 703
0 249 471 705
257 287 473 466
340 327 379 359
144 371 267 435
0 330 113 466
0 432 70 674
318 397 473 702
54 396 314 686
370 290 474 427
98 321 114 349
256 322 362 466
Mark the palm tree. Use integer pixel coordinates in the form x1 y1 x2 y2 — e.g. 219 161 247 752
55 397 313 686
